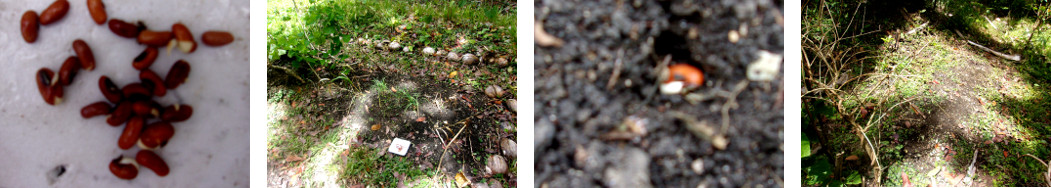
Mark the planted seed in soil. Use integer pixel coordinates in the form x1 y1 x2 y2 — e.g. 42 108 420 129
535 0 784 187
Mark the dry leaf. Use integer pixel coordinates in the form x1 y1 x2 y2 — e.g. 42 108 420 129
371 124 382 131
450 71 458 77
845 155 859 161
391 87 398 92
416 117 426 122
454 171 470 187
286 155 304 162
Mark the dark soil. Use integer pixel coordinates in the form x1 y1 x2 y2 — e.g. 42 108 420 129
534 0 784 187
267 63 517 187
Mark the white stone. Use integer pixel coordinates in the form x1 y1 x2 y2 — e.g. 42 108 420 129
747 50 782 82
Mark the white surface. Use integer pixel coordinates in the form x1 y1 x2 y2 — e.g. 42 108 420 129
0 0 249 187
388 138 411 156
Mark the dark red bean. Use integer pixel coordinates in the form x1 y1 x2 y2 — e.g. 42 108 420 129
108 19 140 38
58 56 80 86
106 100 132 126
80 101 111 118
201 31 234 46
132 47 158 70
137 30 172 46
36 68 57 105
87 0 107 25
172 23 196 53
99 76 122 103
135 150 169 176
131 100 160 117
122 83 151 99
39 0 70 25
160 104 192 122
118 116 145 150
139 122 174 149
21 11 38 43
109 156 138 180
140 70 166 97
73 39 96 70
165 60 190 89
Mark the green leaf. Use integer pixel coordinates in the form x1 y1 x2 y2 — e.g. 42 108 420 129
846 171 863 185
802 133 812 158
805 158 833 186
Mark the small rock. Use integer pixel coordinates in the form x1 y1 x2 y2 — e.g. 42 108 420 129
485 85 504 98
487 155 508 174
493 58 509 68
501 138 517 157
472 182 489 188
389 42 402 50
691 159 705 174
422 47 436 55
507 99 517 112
403 46 411 52
436 50 447 57
535 118 554 151
604 147 652 188
462 53 478 64
747 50 782 82
488 179 503 188
448 52 462 61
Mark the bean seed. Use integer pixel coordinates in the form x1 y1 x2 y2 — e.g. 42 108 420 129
108 19 140 38
118 116 145 149
139 122 174 149
132 47 158 70
73 39 96 70
201 31 233 46
160 104 192 122
108 156 138 180
58 56 80 86
87 0 107 25
39 0 70 25
135 150 169 176
132 100 160 117
36 68 61 105
106 100 132 126
137 30 172 46
165 60 190 89
122 83 151 99
139 70 166 97
81 101 111 118
21 11 39 43
99 76 122 103
172 23 196 53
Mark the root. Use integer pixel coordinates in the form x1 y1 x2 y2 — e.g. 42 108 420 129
1023 153 1051 186
269 64 308 84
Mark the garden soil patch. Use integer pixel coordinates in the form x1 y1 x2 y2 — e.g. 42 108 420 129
534 0 784 187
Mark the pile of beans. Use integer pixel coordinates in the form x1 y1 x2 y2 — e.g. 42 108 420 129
20 0 234 180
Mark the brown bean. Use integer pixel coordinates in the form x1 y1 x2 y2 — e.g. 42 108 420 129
99 76 122 103
87 0 106 25
122 83 151 99
132 47 158 70
108 19 140 38
109 156 138 180
135 150 169 176
106 100 132 126
81 101 111 118
73 39 96 70
160 104 192 122
36 68 57 105
118 116 145 149
139 70 166 97
39 0 70 25
172 23 196 53
21 11 39 43
137 30 172 46
165 60 190 89
58 56 80 86
132 100 159 117
139 122 174 149
201 31 233 46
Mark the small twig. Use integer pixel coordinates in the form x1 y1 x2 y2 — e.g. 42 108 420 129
606 50 624 90
432 113 476 184
966 40 1020 61
268 64 308 84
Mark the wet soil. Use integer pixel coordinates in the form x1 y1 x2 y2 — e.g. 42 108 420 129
534 0 784 187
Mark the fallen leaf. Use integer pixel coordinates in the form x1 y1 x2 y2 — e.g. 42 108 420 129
371 124 381 131
450 71 458 77
1003 150 1008 158
984 140 993 145
454 171 470 187
286 155 305 162
845 155 859 161
391 87 397 92
416 117 426 122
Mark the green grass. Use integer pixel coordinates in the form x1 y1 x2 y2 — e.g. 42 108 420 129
341 146 435 187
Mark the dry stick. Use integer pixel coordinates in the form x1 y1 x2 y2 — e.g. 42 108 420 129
269 64 308 83
966 40 1021 61
606 50 624 90
432 115 474 184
